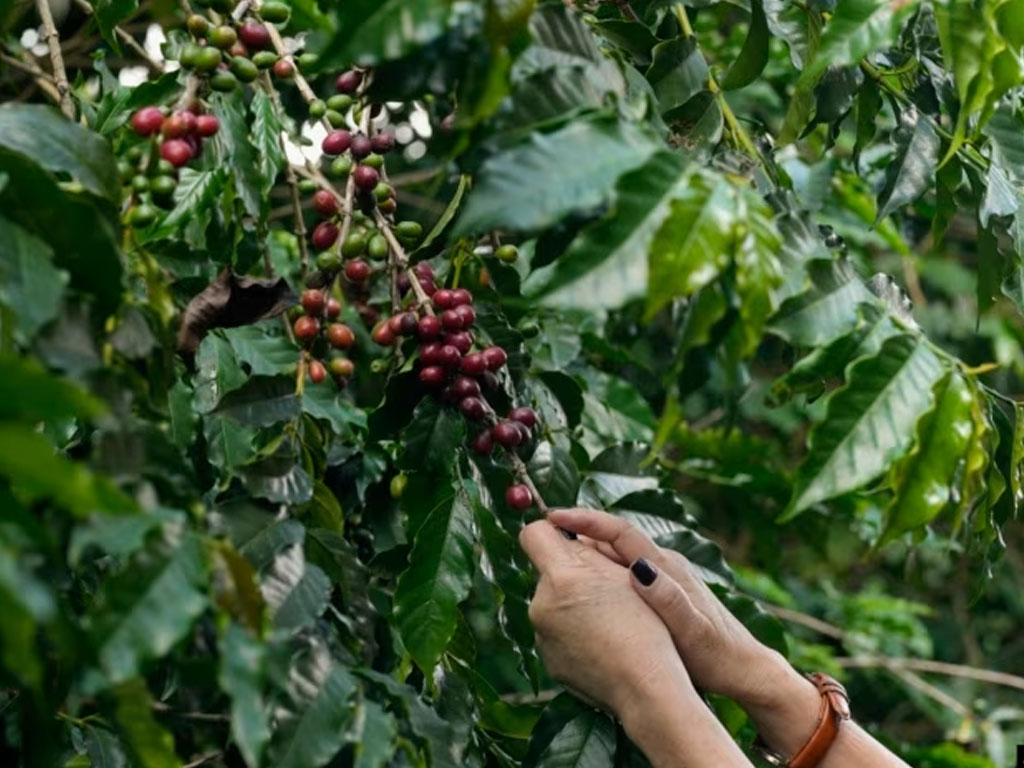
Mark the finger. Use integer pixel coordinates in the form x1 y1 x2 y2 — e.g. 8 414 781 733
628 557 704 645
519 519 577 574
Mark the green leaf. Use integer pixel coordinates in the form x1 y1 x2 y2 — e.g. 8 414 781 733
302 383 367 438
90 527 209 686
250 89 284 197
0 104 120 201
529 707 616 768
527 441 581 507
880 371 977 543
213 376 300 426
0 355 102 422
645 36 709 117
261 544 332 632
394 476 476 671
399 397 466 474
195 332 248 413
764 0 822 68
318 0 452 69
112 680 179 768
212 91 265 219
784 334 946 518
94 0 138 52
0 533 56 689
84 725 129 768
0 214 66 341
453 116 658 235
241 455 314 504
223 323 298 376
147 168 228 250
353 700 397 768
219 623 270 768
875 107 941 223
721 0 770 90
525 151 690 310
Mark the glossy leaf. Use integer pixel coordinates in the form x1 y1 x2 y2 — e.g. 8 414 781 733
399 397 466 473
219 624 270 768
875 107 941 223
318 0 452 68
721 0 770 90
800 0 915 84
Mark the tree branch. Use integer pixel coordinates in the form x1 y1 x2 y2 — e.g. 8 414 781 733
35 0 74 118
71 0 163 74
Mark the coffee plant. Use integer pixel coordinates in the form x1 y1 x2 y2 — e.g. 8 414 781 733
1 0 1023 765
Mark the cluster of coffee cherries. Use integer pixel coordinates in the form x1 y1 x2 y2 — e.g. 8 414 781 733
124 105 220 226
371 270 540 510
177 3 302 93
291 288 356 385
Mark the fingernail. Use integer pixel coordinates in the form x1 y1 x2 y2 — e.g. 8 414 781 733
631 558 657 586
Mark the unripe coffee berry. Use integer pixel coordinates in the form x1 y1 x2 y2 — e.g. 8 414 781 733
505 484 533 509
460 397 486 420
483 346 508 370
252 50 279 68
378 198 397 214
327 94 353 111
492 420 523 447
460 353 487 376
317 252 342 271
308 359 327 383
322 130 352 155
350 134 372 159
372 321 396 346
196 114 220 137
419 365 445 386
294 316 319 343
390 473 407 499
344 260 370 281
331 156 353 177
327 323 355 349
311 220 340 250
418 316 442 339
301 288 326 315
131 106 164 136
208 25 237 49
329 357 354 378
362 153 383 169
238 21 271 49
509 407 538 429
353 165 380 191
327 298 341 318
441 309 463 331
335 69 362 93
496 244 518 263
312 189 339 217
160 139 192 167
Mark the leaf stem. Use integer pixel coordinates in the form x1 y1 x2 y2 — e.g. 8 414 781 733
35 0 73 118
72 0 163 74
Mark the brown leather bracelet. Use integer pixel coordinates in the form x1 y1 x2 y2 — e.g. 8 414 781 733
755 673 851 768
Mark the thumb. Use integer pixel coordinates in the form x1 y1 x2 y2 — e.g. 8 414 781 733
628 558 700 643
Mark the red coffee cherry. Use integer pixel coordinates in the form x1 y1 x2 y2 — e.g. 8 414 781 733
454 304 476 327
451 288 473 306
344 260 370 281
350 134 372 159
419 342 442 365
372 321 396 346
471 430 494 455
414 262 435 280
326 298 341 318
238 21 271 49
272 59 295 79
293 316 319 343
460 353 487 376
301 288 326 315
161 112 190 138
433 289 455 309
312 189 339 217
322 130 352 155
418 278 437 296
131 106 164 136
418 316 442 339
509 407 538 429
440 309 463 331
327 323 355 349
387 314 405 334
398 312 420 336
445 331 473 355
353 165 380 191
437 345 462 368
159 139 192 167
370 132 395 154
183 135 201 159
335 69 362 93
460 397 486 420
312 221 340 250
450 375 481 399
419 365 446 386
483 346 508 371
308 359 327 383
492 420 523 447
329 357 354 378
505 484 533 509
480 370 499 391
195 114 220 137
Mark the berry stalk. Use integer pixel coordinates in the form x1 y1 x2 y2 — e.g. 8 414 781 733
35 0 73 118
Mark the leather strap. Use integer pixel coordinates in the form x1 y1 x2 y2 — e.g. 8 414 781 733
786 673 851 768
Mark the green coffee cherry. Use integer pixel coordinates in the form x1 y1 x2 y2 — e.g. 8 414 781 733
317 252 343 271
308 99 327 119
326 94 353 112
372 183 391 203
208 25 237 49
362 153 383 169
117 160 134 182
180 42 202 68
390 473 407 499
229 56 259 83
496 244 518 263
252 50 280 69
297 53 318 72
155 159 176 176
395 221 423 243
298 179 318 194
326 110 346 128
209 70 238 91
130 203 158 227
194 46 223 72
520 321 540 338
131 174 150 193
368 233 389 260
259 1 290 22
186 14 209 36
150 175 177 197
331 156 353 177
341 233 367 258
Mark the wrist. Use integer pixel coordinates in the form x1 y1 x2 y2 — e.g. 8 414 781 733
739 651 822 757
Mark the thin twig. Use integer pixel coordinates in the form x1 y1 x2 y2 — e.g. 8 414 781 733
613 0 640 22
261 73 309 274
1 51 55 82
35 0 73 117
72 0 163 74
150 701 230 722
263 11 332 133
182 751 223 768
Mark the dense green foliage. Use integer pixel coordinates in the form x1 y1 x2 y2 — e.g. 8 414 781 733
1 0 1023 766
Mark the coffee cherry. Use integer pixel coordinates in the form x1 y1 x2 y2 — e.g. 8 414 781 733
451 375 481 399
437 345 462 368
196 114 220 137
483 346 508 371
180 42 202 68
398 312 419 336
368 233 389 260
312 189 339 217
297 52 318 71
294 315 319 343
209 70 238 92
353 165 380 191
440 309 463 331
194 46 223 71
327 298 341 318
326 109 346 128
341 233 367 258
131 174 150 193
418 277 437 296
419 342 442 365
479 370 499 392
327 94 353 112
322 130 352 155
329 357 354 378
298 179 319 196
471 430 494 455
418 315 442 339
335 69 362 93
317 252 343 271
326 323 355 349
150 175 177 205
238 21 271 49
259 1 290 23
414 262 434 279
396 221 423 243
273 59 295 79
419 365 445 386
312 221 340 250
505 484 533 509
308 359 327 383
131 106 164 136
161 112 189 138
160 139 192 167
344 260 370 282
460 353 487 376
129 203 158 227
229 56 260 83
451 288 473 306
370 132 395 154
433 289 455 309
460 397 486 420
309 99 327 119
378 198 397 214
208 25 237 49
445 331 473 354
252 50 279 69
362 153 384 169
301 288 326 315
186 14 209 36
373 183 393 203
331 156 353 178
228 41 249 58
495 244 518 262
350 134 372 159
493 421 524 447
183 135 202 159
509 407 538 429
454 304 476 327
372 321 396 346
390 473 407 499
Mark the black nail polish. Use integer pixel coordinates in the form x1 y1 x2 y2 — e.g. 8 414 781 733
631 558 657 586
